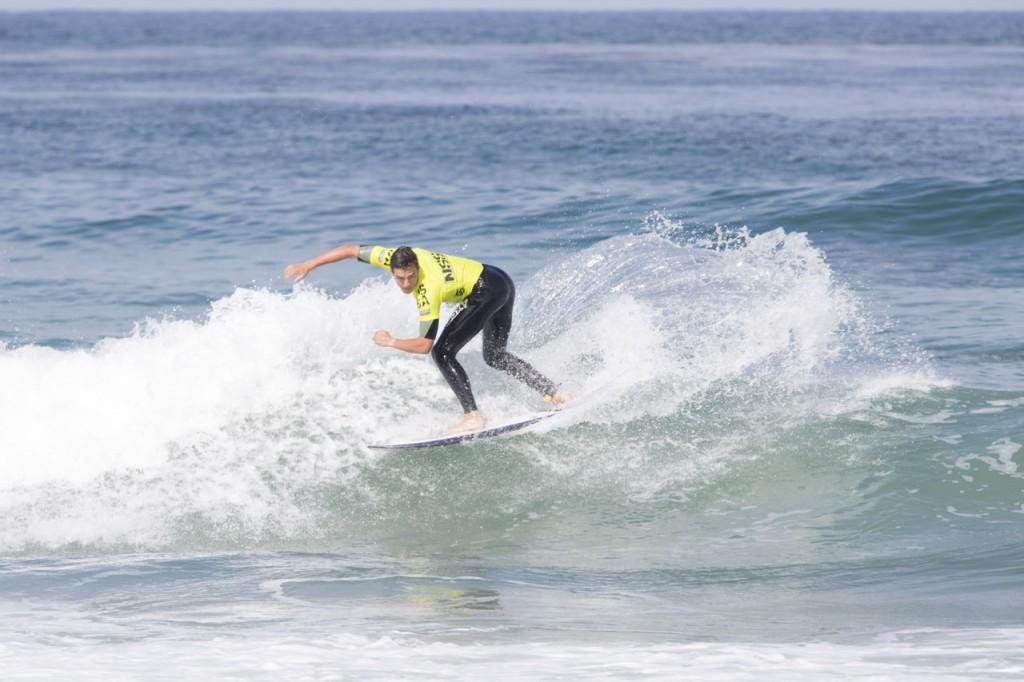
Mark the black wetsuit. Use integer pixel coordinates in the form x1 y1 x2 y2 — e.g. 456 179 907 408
431 265 557 413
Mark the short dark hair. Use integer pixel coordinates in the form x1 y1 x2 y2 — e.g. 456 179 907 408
390 246 418 270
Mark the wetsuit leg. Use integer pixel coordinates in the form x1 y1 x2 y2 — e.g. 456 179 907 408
432 265 558 412
480 269 558 397
431 278 504 413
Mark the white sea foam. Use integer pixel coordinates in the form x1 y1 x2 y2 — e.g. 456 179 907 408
0 229 935 552
955 438 1023 478
1 625 1022 681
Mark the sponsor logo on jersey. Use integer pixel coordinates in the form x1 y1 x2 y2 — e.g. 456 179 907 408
431 252 455 283
415 284 430 310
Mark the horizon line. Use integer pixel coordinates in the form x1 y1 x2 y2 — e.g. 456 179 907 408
4 7 1023 12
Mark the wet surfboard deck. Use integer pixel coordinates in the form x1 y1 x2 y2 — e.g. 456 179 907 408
368 412 558 450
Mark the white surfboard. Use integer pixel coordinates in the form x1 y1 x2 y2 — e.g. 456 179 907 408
368 411 558 450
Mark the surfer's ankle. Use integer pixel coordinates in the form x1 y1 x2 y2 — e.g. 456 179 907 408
448 410 485 434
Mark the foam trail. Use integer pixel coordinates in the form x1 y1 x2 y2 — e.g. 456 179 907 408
0 282 456 549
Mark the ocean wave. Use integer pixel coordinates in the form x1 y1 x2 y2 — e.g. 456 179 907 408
778 177 1024 243
3 227 1005 555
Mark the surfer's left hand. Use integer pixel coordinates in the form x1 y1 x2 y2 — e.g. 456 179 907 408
372 330 394 347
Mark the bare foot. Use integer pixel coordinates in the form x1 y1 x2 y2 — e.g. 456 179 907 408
448 410 485 434
546 391 570 409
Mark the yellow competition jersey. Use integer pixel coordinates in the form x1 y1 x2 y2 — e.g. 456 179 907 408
358 245 484 334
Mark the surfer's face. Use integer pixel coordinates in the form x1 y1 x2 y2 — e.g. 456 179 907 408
391 265 418 294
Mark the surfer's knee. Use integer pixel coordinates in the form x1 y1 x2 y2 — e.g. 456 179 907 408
431 342 452 367
430 343 445 365
482 346 506 369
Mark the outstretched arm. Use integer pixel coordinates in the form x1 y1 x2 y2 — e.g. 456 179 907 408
282 244 360 282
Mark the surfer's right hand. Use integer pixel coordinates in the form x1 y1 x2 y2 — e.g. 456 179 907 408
283 261 313 282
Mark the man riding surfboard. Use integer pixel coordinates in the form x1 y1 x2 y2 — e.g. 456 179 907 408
283 244 568 433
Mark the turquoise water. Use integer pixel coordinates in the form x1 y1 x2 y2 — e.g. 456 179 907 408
2 11 1023 679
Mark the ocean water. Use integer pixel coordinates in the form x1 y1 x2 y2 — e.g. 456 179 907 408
2 10 1024 680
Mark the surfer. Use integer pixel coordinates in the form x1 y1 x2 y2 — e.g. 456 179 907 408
283 244 567 433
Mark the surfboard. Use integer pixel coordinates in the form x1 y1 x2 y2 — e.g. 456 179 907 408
368 411 558 450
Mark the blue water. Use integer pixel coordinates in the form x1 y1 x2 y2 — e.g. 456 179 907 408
2 11 1024 680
